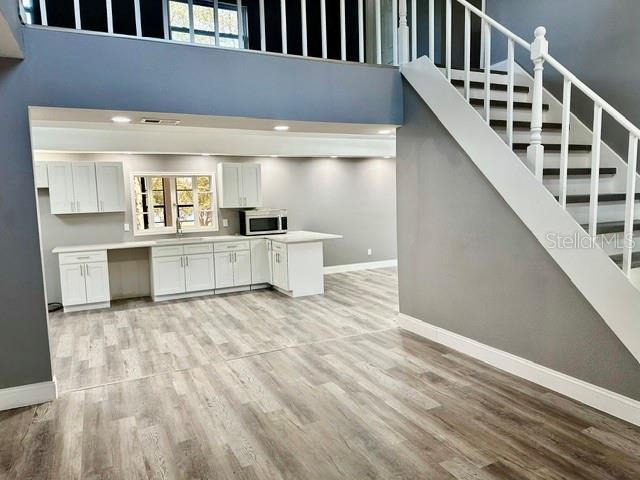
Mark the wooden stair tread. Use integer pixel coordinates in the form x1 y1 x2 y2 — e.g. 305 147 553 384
470 98 550 110
490 120 562 131
543 167 616 177
560 193 640 204
580 220 640 235
451 79 529 93
610 252 640 269
513 143 592 152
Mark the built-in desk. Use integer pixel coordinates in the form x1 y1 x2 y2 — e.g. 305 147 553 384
53 231 342 312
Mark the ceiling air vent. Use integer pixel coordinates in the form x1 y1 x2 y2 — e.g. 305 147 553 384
140 118 181 126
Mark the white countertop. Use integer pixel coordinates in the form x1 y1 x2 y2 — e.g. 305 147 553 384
52 231 342 254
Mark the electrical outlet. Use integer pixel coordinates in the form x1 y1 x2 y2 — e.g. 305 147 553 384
124 223 130 232
222 218 229 227
367 248 372 256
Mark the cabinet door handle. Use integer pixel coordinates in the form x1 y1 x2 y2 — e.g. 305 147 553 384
80 264 84 277
180 256 184 268
85 264 90 276
76 201 80 212
100 200 104 212
185 256 189 267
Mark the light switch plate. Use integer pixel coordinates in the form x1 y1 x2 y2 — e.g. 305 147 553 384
367 248 372 256
222 219 229 227
124 223 130 232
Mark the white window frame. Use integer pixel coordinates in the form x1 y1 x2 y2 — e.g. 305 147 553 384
130 171 219 237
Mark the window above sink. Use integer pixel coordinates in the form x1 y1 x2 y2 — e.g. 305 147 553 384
131 172 218 236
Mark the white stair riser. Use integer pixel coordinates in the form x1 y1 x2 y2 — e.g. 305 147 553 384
565 202 640 224
517 152 592 168
596 232 640 256
454 86 530 103
543 176 619 196
475 106 556 123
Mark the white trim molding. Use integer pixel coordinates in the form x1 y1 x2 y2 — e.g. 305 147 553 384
324 259 397 274
0 379 57 412
398 314 640 427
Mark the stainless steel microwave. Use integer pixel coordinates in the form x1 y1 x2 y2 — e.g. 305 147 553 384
239 209 288 235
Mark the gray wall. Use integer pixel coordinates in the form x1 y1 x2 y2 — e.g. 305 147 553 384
0 24 401 390
397 82 640 400
37 153 397 304
488 0 640 164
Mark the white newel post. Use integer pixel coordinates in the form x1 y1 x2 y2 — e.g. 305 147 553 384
528 26 548 181
398 0 410 65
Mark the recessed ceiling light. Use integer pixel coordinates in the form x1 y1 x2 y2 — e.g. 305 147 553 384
330 156 338 158
112 116 132 123
270 154 278 158
378 129 392 135
273 125 290 131
202 153 211 156
384 156 391 159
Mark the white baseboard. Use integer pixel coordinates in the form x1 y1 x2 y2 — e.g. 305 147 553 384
398 314 640 427
324 259 398 275
0 378 58 411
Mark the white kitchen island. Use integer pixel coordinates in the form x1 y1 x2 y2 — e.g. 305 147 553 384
53 231 342 312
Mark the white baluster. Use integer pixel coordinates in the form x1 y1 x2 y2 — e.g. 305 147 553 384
559 78 572 208
428 0 435 61
237 0 244 48
623 134 639 275
358 0 364 62
411 0 416 61
301 0 307 56
106 0 113 33
188 0 195 43
73 0 81 29
39 0 48 26
398 0 409 65
483 23 491 122
321 0 328 59
506 38 515 147
162 0 169 39
134 0 141 36
214 0 220 46
445 0 451 79
588 103 603 236
340 0 346 61
375 0 381 64
463 7 470 101
281 0 287 54
479 0 486 68
259 0 266 51
392 0 398 65
528 26 548 181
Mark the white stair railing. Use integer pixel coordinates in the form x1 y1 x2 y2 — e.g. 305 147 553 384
409 0 640 279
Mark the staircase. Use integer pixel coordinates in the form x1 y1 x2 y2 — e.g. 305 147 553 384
399 0 640 365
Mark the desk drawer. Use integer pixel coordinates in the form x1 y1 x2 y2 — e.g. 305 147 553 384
59 251 107 265
213 241 250 252
151 245 184 258
184 243 213 255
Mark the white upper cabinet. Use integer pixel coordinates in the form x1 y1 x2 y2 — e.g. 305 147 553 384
71 162 98 213
217 163 262 208
241 164 262 208
47 162 75 214
95 162 125 212
34 162 49 188
46 161 124 215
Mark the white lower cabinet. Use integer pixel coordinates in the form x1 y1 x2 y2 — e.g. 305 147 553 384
271 242 289 291
214 242 252 289
250 239 272 284
59 250 110 310
151 245 215 299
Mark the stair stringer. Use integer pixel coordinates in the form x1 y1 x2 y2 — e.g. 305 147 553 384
401 56 640 364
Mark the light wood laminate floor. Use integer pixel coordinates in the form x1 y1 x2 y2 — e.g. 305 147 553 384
2 268 640 479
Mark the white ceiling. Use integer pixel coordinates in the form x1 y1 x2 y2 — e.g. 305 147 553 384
29 107 397 158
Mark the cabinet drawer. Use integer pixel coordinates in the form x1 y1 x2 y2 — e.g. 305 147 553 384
271 242 287 253
59 250 107 265
214 241 250 252
184 243 213 255
151 245 184 258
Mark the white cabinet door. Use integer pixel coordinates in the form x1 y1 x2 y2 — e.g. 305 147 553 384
250 239 271 284
184 253 215 292
71 162 98 213
272 244 289 290
241 164 262 208
84 262 111 303
34 162 48 188
152 256 186 296
218 163 242 208
95 162 125 212
47 162 75 214
214 252 235 288
60 263 87 306
233 250 252 286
